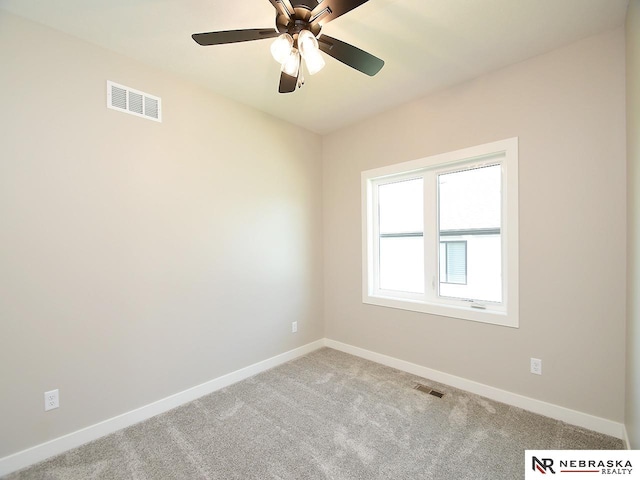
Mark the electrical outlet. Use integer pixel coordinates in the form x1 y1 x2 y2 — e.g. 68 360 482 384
530 358 542 375
44 389 59 411
291 321 298 333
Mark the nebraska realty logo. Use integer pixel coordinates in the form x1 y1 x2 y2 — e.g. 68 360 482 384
525 451 640 479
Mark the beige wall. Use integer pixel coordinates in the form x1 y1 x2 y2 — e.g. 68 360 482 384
626 0 640 450
0 12 323 457
323 28 627 421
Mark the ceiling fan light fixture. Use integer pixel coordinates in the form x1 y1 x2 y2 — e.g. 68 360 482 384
303 48 325 75
281 48 300 77
270 33 293 64
297 29 325 75
298 29 319 58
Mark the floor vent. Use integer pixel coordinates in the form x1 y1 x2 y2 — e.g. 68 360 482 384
414 384 445 398
107 81 161 122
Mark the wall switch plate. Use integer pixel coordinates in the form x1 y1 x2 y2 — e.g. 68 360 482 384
291 321 298 333
44 389 59 411
530 358 542 375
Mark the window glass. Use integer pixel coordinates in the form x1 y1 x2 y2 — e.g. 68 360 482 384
379 236 424 293
378 178 424 293
438 165 501 231
438 165 502 303
378 178 423 234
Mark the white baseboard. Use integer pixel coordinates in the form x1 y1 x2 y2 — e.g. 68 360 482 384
324 339 626 440
0 339 325 477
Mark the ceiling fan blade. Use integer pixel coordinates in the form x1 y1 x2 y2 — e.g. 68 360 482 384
310 0 370 26
267 0 294 19
278 71 298 93
318 35 384 76
192 28 279 46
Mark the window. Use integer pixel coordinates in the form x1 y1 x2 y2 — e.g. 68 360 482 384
362 138 519 327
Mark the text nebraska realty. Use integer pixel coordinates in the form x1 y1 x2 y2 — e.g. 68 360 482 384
560 459 632 475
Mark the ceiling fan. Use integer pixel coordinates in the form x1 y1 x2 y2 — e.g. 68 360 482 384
192 0 384 93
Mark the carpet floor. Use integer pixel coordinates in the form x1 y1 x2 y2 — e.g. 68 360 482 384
5 348 623 479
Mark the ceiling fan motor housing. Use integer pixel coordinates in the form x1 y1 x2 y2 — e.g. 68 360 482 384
275 1 324 41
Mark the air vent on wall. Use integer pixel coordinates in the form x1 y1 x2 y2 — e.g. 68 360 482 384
107 81 161 122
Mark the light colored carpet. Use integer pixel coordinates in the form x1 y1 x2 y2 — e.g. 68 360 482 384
5 348 623 479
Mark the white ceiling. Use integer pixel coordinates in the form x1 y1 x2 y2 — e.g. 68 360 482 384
0 0 629 134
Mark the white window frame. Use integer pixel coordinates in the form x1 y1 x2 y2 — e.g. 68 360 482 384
361 137 519 328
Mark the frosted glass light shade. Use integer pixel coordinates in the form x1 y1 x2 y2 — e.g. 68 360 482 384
281 48 300 77
297 29 324 75
270 34 293 64
303 48 325 75
298 29 318 58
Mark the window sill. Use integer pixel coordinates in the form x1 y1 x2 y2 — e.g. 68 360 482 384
362 294 518 328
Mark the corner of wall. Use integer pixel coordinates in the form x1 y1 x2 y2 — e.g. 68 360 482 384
626 0 640 451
